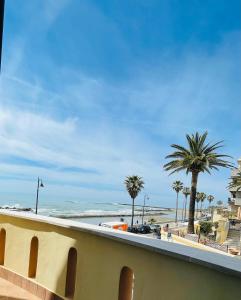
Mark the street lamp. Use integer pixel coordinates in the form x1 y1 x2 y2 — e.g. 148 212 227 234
142 194 149 225
35 177 44 214
0 0 5 72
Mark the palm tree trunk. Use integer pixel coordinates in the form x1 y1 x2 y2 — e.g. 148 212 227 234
181 197 184 222
175 192 178 224
184 195 188 221
196 203 198 219
188 172 199 233
200 202 203 217
131 197 135 227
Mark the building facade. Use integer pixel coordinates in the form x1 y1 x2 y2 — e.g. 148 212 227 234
229 158 241 219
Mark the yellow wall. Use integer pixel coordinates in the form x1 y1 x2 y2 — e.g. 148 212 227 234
212 210 230 243
216 220 229 244
0 214 241 300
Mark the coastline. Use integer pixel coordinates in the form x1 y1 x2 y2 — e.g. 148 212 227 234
60 210 177 226
51 210 170 219
0 205 177 226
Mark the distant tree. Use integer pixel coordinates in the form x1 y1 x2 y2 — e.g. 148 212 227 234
164 131 233 233
172 180 184 224
182 187 191 222
149 218 156 224
124 175 144 227
217 200 223 206
196 192 202 219
207 195 214 213
200 192 207 215
199 221 213 236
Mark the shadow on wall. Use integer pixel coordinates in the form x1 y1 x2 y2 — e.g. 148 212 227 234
0 217 134 299
28 236 38 278
65 247 77 298
45 224 241 300
50 227 135 300
0 228 6 265
2 216 241 300
118 266 134 300
64 249 133 300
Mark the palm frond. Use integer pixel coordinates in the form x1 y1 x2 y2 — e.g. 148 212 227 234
124 175 144 199
172 180 184 192
164 131 233 175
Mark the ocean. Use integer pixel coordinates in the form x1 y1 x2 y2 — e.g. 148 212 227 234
0 198 175 225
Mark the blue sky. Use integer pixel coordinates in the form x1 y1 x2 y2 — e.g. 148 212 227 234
0 0 240 208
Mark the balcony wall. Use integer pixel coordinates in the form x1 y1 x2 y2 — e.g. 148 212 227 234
0 211 241 300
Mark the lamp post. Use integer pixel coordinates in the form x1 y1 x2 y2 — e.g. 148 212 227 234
35 177 44 214
142 194 149 225
0 0 5 72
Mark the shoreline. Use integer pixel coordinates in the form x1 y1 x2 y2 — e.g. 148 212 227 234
50 211 171 219
0 206 177 225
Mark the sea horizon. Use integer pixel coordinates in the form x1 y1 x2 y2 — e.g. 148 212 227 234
0 198 175 225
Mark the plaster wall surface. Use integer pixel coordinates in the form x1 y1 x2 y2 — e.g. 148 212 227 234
0 212 241 300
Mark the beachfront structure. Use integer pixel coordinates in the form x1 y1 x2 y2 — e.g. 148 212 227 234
229 157 241 219
0 210 241 299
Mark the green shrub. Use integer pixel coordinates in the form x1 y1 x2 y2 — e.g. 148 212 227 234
199 221 213 236
149 218 157 224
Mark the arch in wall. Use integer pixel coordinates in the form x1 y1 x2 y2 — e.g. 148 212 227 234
65 247 77 298
0 228 6 265
28 236 39 278
118 266 134 300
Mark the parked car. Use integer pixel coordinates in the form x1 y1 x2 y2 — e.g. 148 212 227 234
137 225 151 234
150 224 160 232
127 226 139 234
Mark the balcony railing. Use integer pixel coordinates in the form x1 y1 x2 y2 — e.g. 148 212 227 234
0 210 241 300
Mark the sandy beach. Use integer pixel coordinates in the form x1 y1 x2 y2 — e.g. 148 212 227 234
67 208 181 225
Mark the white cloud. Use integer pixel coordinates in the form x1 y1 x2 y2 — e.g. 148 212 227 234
0 24 240 208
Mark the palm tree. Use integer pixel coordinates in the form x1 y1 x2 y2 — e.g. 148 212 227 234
195 192 202 219
207 195 214 213
200 192 206 217
124 175 144 228
164 131 233 233
182 187 191 222
172 180 183 224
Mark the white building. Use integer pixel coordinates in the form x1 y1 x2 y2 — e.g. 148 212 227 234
229 157 241 219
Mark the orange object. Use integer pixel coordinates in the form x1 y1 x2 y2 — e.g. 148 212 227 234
101 222 128 231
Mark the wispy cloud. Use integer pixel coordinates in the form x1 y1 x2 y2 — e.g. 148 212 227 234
0 1 240 207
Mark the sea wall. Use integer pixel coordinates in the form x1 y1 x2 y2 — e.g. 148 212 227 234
0 211 241 300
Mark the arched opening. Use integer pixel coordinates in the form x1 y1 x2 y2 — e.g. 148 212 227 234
28 237 39 278
118 266 134 300
0 228 6 265
65 247 77 298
